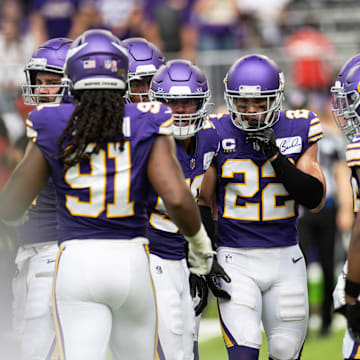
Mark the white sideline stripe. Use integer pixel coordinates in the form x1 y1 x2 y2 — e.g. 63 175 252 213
199 314 347 343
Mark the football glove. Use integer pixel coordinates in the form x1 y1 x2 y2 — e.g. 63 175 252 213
333 268 347 315
206 256 231 300
246 128 279 159
347 301 360 344
189 273 209 316
186 224 214 276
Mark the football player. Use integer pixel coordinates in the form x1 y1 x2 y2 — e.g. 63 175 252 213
14 37 72 360
123 37 165 103
198 54 326 360
0 29 214 360
148 59 230 360
332 59 360 357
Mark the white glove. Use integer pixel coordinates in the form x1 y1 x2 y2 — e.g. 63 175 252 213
334 261 352 311
333 265 346 311
185 224 214 276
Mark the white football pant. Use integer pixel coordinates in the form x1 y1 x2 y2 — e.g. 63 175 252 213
13 241 59 360
333 261 360 359
53 239 157 360
217 245 308 360
150 254 195 360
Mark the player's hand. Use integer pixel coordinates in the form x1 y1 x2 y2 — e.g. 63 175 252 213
188 245 213 275
333 270 347 315
187 230 214 276
246 128 279 159
206 256 231 300
346 301 360 344
189 273 209 316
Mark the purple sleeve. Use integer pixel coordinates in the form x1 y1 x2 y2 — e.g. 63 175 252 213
31 0 45 12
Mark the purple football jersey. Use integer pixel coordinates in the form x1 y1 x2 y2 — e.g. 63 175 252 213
211 110 323 248
148 119 220 260
16 178 58 246
346 134 360 214
27 101 173 244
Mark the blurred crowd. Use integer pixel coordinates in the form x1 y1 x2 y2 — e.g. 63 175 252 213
0 0 357 348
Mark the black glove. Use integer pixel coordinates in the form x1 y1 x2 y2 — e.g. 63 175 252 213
346 301 360 344
206 256 231 300
246 128 279 159
189 273 209 316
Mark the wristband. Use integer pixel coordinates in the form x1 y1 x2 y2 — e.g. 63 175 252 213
184 224 213 255
345 278 360 299
198 205 217 249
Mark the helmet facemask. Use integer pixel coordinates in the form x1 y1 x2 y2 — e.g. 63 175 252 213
225 85 283 132
22 60 68 106
332 88 360 142
150 89 210 139
126 73 154 102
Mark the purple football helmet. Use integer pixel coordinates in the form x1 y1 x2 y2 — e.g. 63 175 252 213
22 37 72 106
149 59 210 139
224 54 284 132
122 37 165 102
331 53 360 129
64 29 128 95
332 64 360 141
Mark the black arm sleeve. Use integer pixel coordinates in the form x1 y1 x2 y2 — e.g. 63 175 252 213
271 153 324 209
198 205 217 249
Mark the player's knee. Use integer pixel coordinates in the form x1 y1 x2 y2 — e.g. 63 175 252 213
268 335 298 360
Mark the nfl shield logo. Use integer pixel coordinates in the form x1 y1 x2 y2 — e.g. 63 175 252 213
190 158 195 170
225 254 232 263
104 60 118 72
252 142 261 151
156 265 163 274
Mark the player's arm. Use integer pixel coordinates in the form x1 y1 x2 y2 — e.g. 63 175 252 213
334 160 354 232
295 142 326 212
346 166 360 302
198 162 218 245
344 168 360 344
198 162 217 209
247 128 325 211
147 134 213 275
148 134 202 236
197 162 231 299
0 141 50 224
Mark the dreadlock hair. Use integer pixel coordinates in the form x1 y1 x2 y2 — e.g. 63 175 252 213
57 89 125 172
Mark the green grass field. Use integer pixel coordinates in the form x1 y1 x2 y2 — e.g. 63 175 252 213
199 328 345 359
